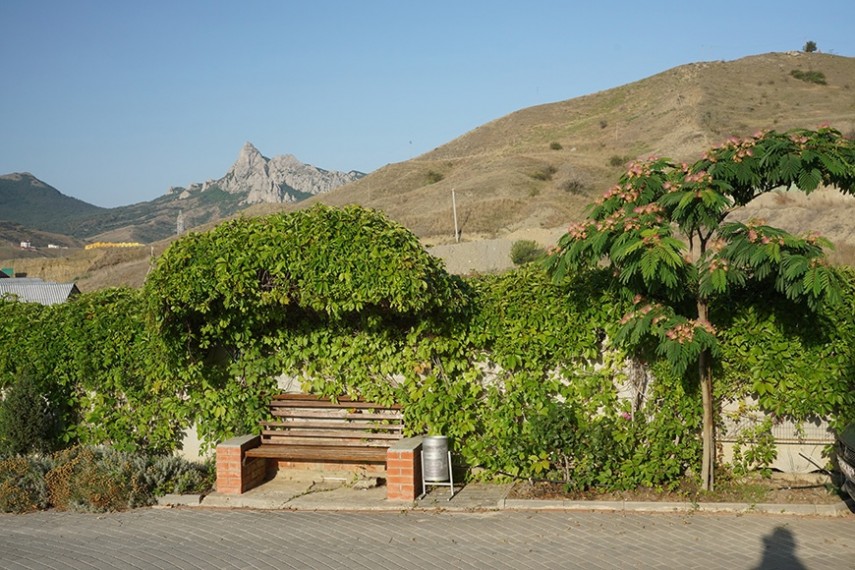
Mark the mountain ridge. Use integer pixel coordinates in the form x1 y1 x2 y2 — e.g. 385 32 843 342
0 145 363 244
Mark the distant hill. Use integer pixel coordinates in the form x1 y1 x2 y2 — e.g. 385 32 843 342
0 145 363 244
307 52 855 243
0 173 106 235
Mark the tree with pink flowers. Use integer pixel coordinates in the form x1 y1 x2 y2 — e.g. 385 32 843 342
547 127 855 491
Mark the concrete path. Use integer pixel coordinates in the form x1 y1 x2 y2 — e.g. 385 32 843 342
1 508 853 569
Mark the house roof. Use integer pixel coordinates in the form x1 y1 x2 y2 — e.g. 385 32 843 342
0 278 80 306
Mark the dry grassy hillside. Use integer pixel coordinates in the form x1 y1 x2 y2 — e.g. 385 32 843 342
4 52 854 288
309 52 855 244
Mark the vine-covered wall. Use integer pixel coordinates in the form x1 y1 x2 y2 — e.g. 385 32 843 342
2 205 854 488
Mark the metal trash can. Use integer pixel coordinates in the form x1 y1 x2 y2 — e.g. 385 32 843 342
422 435 450 482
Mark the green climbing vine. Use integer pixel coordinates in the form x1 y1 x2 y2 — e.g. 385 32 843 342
1 203 854 491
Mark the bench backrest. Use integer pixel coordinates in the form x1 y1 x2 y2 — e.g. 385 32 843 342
260 393 403 448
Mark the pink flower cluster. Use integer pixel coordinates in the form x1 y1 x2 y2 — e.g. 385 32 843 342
619 302 657 325
789 133 810 148
705 134 760 163
632 203 664 216
567 221 591 240
595 210 624 232
744 224 784 246
707 257 729 272
600 183 641 204
803 231 821 245
665 320 716 345
684 170 712 184
626 161 653 179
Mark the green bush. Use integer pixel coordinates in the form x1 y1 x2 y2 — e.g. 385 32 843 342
560 176 588 195
0 373 65 457
549 141 562 150
426 170 444 184
144 454 215 496
790 69 827 85
609 155 631 167
39 446 214 513
510 240 547 265
528 165 557 181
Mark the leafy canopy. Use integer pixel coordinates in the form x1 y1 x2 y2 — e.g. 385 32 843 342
547 127 855 373
146 204 467 352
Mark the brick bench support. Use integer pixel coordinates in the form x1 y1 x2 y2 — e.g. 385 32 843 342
386 436 424 501
216 433 426 501
215 435 267 495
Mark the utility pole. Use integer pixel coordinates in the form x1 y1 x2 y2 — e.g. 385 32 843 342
452 188 459 243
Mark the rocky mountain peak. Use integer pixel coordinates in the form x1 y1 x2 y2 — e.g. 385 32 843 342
215 143 363 205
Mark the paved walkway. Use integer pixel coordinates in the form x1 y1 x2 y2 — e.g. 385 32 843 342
2 475 853 569
1 508 852 569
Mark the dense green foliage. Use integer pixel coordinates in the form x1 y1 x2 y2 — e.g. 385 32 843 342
1 203 854 495
547 127 855 490
0 289 183 453
0 372 67 456
510 239 547 265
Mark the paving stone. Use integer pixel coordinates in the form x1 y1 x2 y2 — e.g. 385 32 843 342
1 509 853 569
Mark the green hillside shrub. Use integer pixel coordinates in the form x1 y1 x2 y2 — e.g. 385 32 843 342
510 240 546 265
609 154 631 167
426 170 444 184
790 69 827 84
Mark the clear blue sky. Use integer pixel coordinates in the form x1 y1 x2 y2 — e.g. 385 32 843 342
1 1 852 208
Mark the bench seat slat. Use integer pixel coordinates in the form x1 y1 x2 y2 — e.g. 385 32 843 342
245 444 389 462
260 436 392 447
261 420 402 432
270 398 401 411
270 409 402 421
261 431 399 442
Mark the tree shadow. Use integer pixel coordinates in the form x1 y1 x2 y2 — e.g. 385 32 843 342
753 526 806 570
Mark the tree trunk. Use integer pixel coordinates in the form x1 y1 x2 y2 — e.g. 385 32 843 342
697 299 715 492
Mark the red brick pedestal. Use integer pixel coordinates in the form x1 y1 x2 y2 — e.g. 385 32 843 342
386 437 424 501
215 435 266 494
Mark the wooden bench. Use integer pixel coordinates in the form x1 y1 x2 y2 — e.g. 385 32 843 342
243 393 404 464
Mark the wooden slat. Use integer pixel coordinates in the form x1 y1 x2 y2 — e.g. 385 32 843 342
261 429 401 441
261 420 403 432
260 435 392 447
270 397 401 411
270 409 402 421
272 393 399 406
245 444 388 462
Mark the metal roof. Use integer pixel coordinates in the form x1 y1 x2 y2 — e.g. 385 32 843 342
0 278 80 306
